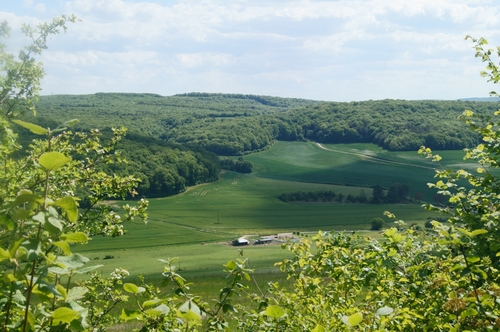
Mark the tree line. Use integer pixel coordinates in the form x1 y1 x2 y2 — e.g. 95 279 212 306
278 183 410 204
219 157 253 173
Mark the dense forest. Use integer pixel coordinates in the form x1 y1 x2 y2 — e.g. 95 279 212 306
25 93 497 156
15 126 221 198
15 93 498 198
110 134 221 197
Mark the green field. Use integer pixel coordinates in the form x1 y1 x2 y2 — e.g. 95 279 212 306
79 141 464 278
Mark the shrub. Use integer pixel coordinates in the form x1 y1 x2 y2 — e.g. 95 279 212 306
370 217 385 230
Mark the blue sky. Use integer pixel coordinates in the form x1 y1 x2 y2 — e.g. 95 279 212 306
1 0 500 101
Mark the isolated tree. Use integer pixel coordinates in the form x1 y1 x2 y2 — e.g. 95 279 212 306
413 191 424 203
337 192 344 203
371 184 385 204
386 185 399 203
433 193 447 205
357 189 368 203
370 217 385 230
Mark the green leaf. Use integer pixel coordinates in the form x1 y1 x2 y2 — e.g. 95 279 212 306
45 216 63 234
456 227 472 238
178 300 201 321
22 239 42 261
177 309 201 321
0 248 10 262
225 260 237 270
9 238 23 258
264 305 285 318
123 283 140 294
12 209 32 220
12 119 48 135
311 324 325 332
33 282 59 301
32 211 46 223
56 284 68 300
51 307 79 325
56 254 89 269
470 229 488 237
467 256 480 264
39 151 71 171
121 308 142 321
143 299 162 307
145 309 162 317
61 232 89 244
376 306 394 316
58 119 80 128
53 241 72 256
460 308 478 318
67 287 88 301
50 196 78 222
154 304 170 315
9 193 43 209
27 310 35 331
490 241 500 252
342 312 363 327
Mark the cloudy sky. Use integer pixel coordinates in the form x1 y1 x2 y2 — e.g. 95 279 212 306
1 0 500 101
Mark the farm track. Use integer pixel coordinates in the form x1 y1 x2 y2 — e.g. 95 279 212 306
147 218 234 237
315 143 435 170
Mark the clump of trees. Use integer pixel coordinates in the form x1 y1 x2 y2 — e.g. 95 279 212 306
3 18 500 331
278 189 369 204
219 157 253 173
278 185 410 204
371 183 410 204
278 190 337 202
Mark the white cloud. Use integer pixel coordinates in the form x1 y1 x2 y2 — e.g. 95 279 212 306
177 53 233 68
3 0 500 100
23 0 46 13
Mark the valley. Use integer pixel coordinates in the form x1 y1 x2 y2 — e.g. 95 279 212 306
75 140 461 278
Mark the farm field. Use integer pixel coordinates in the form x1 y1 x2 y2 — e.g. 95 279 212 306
246 141 467 201
80 141 465 278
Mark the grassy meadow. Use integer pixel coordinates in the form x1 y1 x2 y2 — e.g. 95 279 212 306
78 141 467 279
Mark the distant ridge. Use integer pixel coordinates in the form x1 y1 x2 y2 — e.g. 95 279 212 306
458 97 499 102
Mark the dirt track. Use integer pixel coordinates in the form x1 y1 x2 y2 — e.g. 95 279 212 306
315 143 434 170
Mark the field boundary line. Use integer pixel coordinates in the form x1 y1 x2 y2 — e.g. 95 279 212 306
147 218 235 236
315 143 435 170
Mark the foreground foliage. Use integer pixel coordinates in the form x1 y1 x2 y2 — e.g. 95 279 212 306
2 16 500 331
0 17 150 331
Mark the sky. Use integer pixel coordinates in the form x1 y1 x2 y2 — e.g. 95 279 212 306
1 0 500 102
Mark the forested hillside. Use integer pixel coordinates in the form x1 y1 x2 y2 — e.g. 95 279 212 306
27 93 498 155
17 93 497 198
110 134 221 197
286 99 493 151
